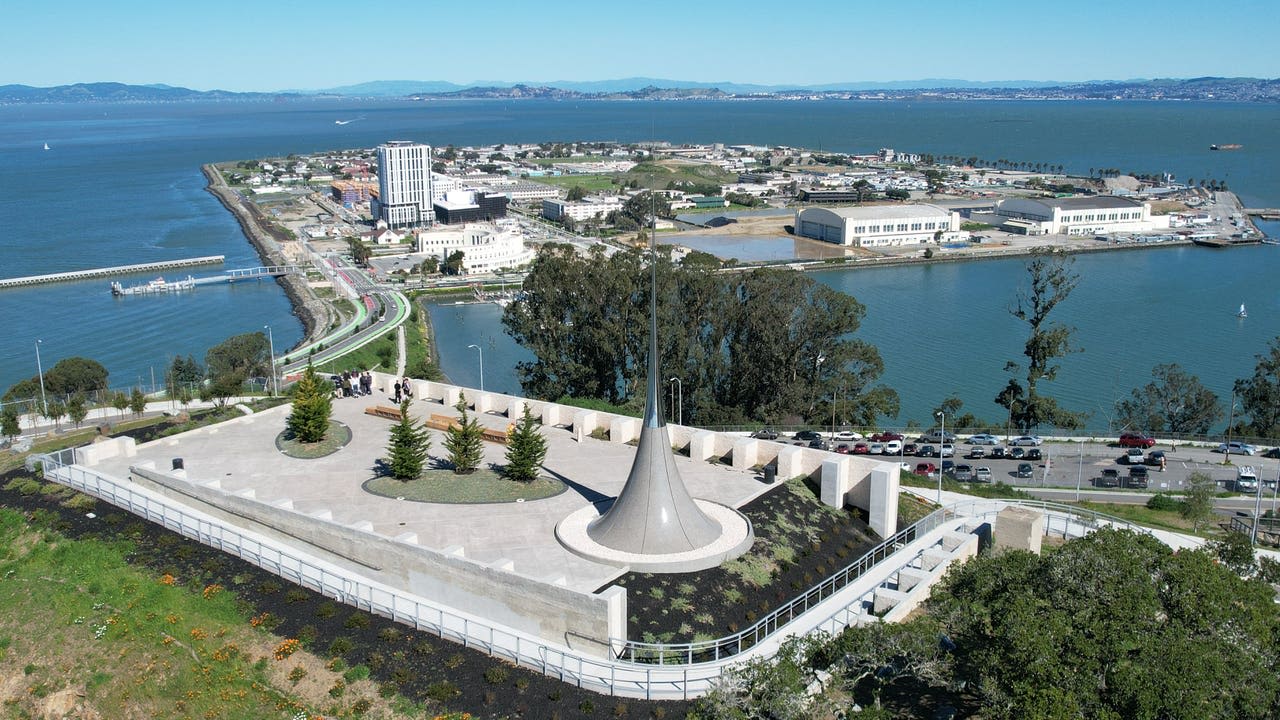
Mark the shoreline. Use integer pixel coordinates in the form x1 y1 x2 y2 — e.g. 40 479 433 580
201 164 333 351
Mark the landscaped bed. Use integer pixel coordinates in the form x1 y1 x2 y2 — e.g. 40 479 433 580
603 477 879 645
364 468 565 504
276 421 351 458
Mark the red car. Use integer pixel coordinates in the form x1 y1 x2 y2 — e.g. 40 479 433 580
852 442 871 454
1119 433 1156 449
914 462 937 476
871 432 904 442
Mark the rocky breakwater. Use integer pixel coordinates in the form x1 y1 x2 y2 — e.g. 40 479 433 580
201 165 333 347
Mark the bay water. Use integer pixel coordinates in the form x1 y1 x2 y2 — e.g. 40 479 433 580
2 98 1276 428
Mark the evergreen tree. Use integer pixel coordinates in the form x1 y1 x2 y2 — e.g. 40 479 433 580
1 405 19 441
504 406 548 482
386 399 429 480
444 399 484 474
286 364 332 443
66 393 88 429
129 387 147 418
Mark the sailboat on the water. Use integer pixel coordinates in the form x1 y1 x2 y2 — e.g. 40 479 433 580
1238 303 1248 319
43 142 50 151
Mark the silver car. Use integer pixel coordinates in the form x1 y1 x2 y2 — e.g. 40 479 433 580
1217 441 1256 455
1011 435 1043 447
974 466 993 483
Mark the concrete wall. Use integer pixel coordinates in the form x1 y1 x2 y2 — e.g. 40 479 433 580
129 463 622 657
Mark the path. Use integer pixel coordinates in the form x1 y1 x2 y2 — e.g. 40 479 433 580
395 324 407 377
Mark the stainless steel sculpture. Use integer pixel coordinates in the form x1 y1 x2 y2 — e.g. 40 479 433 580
586 210 722 554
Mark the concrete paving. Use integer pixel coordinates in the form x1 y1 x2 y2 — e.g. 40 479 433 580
93 392 778 594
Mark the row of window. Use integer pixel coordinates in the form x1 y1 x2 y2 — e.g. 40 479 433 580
1063 211 1140 223
852 221 942 234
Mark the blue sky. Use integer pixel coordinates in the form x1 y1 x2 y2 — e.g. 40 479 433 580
4 0 1278 91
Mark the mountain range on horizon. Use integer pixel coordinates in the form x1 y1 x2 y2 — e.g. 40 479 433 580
2 76 1277 103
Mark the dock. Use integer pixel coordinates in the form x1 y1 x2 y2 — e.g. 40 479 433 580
109 265 300 296
0 255 225 290
1244 208 1280 221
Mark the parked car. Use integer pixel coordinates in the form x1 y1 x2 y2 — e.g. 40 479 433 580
1145 450 1167 467
1096 468 1120 487
833 430 863 441
808 439 830 450
1236 466 1259 493
968 446 986 459
1119 432 1156 448
918 444 937 458
1126 465 1149 489
941 460 956 476
902 443 919 455
883 440 903 455
1009 447 1026 459
939 443 955 458
1015 462 1034 478
1011 435 1043 446
852 442 871 455
1263 447 1280 459
751 428 780 440
868 442 886 455
1025 448 1042 461
835 443 851 454
1216 441 1257 455
953 464 974 481
1122 448 1145 465
918 430 957 444
914 462 937 476
794 430 823 442
974 466 993 483
967 434 999 445
871 432 904 442
989 446 1007 459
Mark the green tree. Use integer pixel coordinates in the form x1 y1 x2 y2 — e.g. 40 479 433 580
44 399 66 431
503 406 547 482
66 393 88 429
1 405 20 441
1181 471 1217 532
443 399 484 474
1235 337 1280 438
3 356 109 403
165 354 204 399
442 250 466 276
1116 363 1221 434
565 184 588 201
345 236 372 266
205 332 270 380
129 387 147 418
386 399 430 480
286 364 332 443
996 250 1085 431
622 190 671 226
111 391 130 419
201 372 243 407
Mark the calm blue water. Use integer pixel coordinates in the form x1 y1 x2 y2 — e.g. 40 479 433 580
3 98 1278 420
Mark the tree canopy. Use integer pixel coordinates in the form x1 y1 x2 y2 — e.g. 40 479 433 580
1116 363 1221 435
205 332 270 381
3 356 109 402
502 244 897 425
1235 337 1280 438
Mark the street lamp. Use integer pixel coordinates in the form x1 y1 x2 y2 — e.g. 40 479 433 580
935 410 945 505
668 377 683 426
467 344 484 392
34 339 48 418
263 325 277 397
1076 440 1084 502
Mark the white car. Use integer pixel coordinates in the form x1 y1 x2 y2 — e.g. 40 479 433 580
974 466 993 483
1217 441 1256 455
883 440 903 455
1011 435 1043 447
967 434 999 445
939 443 955 457
833 430 864 442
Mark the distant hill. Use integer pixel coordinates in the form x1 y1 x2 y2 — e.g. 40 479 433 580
0 82 291 103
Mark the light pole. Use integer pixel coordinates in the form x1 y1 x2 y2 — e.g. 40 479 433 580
467 344 484 392
668 377 682 426
1225 389 1237 463
830 387 837 440
1076 440 1084 502
34 339 48 418
263 325 277 397
936 410 945 504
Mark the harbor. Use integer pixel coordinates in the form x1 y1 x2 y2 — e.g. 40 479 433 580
0 255 225 290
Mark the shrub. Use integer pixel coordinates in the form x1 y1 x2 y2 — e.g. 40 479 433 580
1146 493 1182 512
296 624 317 647
377 627 403 643
328 679 346 698
284 589 309 604
287 665 307 684
426 681 460 702
484 665 509 685
351 698 372 716
366 652 386 672
344 613 370 629
328 637 354 657
443 652 465 669
343 664 371 683
315 602 338 619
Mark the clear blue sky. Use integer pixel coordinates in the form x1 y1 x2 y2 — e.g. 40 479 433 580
5 0 1277 91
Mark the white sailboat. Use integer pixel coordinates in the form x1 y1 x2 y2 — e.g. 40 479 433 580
43 142 50 151
1238 303 1248 318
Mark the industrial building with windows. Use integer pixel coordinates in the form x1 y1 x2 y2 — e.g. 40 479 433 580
987 196 1166 236
794 204 962 247
374 141 434 228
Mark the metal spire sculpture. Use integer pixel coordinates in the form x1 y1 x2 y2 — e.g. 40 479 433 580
586 196 722 554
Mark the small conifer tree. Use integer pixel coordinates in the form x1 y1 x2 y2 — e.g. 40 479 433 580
386 399 430 480
444 398 484 474
504 406 547 482
286 364 332 443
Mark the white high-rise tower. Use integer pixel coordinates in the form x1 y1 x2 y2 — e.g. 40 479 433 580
375 141 434 228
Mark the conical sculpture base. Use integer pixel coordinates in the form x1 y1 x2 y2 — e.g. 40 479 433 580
586 420 722 555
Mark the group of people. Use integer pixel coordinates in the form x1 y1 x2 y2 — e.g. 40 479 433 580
332 370 374 399
393 377 414 403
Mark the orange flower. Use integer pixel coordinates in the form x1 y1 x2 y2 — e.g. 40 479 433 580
159 573 176 586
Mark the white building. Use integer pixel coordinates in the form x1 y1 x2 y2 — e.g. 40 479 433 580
991 196 1165 236
430 172 461 202
542 196 625 223
795 204 962 247
416 222 536 274
375 141 434 228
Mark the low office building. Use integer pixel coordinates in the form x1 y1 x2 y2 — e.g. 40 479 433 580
416 222 535 274
795 204 961 247
542 195 625 223
432 190 509 225
991 196 1165 236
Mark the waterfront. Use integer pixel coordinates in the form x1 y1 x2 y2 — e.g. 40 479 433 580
3 98 1279 410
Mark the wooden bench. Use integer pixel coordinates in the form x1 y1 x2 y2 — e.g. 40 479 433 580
424 413 509 444
364 405 403 421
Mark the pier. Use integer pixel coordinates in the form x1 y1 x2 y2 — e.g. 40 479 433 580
1245 208 1280 221
0 255 225 290
110 265 300 296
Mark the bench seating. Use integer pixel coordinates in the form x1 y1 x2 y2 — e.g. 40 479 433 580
372 409 509 444
364 405 402 421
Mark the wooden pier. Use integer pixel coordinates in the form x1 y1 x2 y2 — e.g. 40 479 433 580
0 255 225 290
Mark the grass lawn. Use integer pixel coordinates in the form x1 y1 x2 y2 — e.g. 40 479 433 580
1073 500 1207 535
529 174 620 192
364 468 565 504
276 421 351 459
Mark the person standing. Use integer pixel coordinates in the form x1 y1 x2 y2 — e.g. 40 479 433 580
401 377 413 401
394 380 402 403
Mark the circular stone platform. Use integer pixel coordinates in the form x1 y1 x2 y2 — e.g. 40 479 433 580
555 500 755 573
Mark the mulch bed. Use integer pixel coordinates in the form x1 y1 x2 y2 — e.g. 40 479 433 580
364 469 565 504
603 477 880 645
0 463 688 719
